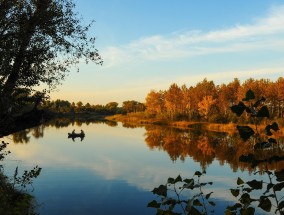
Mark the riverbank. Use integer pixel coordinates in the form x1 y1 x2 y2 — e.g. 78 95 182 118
105 113 284 135
105 114 238 133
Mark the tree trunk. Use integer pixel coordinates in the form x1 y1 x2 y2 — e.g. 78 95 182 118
0 6 39 120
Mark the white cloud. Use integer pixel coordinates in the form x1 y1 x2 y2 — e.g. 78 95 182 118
174 66 284 87
102 4 284 66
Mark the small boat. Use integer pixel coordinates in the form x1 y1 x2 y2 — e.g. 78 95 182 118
68 129 85 139
68 132 85 138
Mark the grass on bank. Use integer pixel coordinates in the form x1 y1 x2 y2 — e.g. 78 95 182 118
105 112 284 135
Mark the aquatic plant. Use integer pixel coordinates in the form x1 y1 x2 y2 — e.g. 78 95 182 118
0 140 41 215
148 171 215 215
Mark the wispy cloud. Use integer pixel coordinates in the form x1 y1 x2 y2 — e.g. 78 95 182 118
175 67 284 87
102 4 284 67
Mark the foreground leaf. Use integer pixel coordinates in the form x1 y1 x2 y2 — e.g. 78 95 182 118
237 126 254 141
256 106 269 118
230 102 246 116
152 185 167 197
242 89 255 101
258 197 271 212
230 189 240 197
147 200 161 208
237 177 245 185
246 180 263 190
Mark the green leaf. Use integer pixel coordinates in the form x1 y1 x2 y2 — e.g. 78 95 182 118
273 182 284 192
183 178 194 184
174 175 182 183
188 206 202 215
240 193 252 205
152 185 167 197
271 122 279 131
265 122 279 136
237 126 254 141
256 106 269 118
230 102 246 116
167 177 175 184
205 192 213 199
258 197 271 212
193 199 203 206
237 177 245 185
275 169 284 182
240 207 255 215
242 89 255 101
183 178 194 189
194 171 202 177
230 189 240 197
246 180 263 190
278 200 284 211
147 200 161 208
164 198 177 206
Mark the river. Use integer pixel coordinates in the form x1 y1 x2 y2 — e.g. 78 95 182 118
2 118 284 214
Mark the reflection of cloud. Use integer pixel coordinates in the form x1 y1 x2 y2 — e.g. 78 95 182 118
102 5 284 67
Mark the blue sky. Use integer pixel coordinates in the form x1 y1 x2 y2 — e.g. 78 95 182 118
50 0 284 105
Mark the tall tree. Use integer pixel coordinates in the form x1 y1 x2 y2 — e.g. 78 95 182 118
164 83 182 120
145 90 165 115
197 95 217 121
0 0 102 119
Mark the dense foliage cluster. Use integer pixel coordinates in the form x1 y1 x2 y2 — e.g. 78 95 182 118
0 140 41 215
145 77 284 123
0 0 102 123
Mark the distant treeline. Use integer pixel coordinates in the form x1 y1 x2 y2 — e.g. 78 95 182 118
144 77 284 123
42 77 284 124
41 100 145 116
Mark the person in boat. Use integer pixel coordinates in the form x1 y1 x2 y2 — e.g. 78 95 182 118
72 129 75 135
80 129 85 135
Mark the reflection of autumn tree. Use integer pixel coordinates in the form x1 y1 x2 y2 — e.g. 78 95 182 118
144 125 284 172
196 136 215 158
144 126 164 150
145 126 190 161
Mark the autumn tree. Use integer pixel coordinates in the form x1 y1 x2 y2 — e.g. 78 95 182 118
275 77 284 117
0 0 102 121
76 101 83 112
105 102 118 111
145 90 165 116
122 100 145 113
189 79 217 112
198 95 217 121
217 78 240 120
164 83 183 120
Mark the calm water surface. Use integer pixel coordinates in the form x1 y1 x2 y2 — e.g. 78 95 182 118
3 119 284 214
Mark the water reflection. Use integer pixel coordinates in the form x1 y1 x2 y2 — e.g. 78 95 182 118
143 124 284 173
5 119 284 214
10 120 284 174
10 118 115 143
